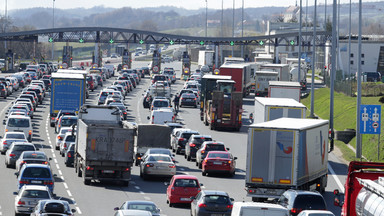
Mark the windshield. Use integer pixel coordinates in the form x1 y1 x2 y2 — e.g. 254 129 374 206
6 133 25 139
148 155 171 162
206 144 225 151
65 135 76 142
61 118 78 127
13 145 35 152
174 179 199 187
7 118 30 127
207 152 230 159
23 152 46 159
21 167 51 178
193 137 212 145
204 195 230 204
153 100 169 107
22 190 50 199
127 204 157 213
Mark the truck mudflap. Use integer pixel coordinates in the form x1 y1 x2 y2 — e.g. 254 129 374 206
246 187 287 199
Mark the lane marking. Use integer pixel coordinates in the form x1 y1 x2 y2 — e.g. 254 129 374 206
137 94 142 123
58 170 62 175
76 207 82 214
328 163 345 193
139 191 145 195
67 190 72 197
144 196 151 201
63 183 68 189
56 164 60 169
54 159 58 163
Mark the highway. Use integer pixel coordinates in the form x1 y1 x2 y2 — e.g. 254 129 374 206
0 60 347 216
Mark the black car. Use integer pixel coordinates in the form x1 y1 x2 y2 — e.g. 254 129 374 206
110 102 128 120
95 75 103 87
0 84 6 99
277 190 327 216
190 190 233 216
142 67 150 75
180 93 198 108
64 143 75 167
129 77 137 88
185 135 212 161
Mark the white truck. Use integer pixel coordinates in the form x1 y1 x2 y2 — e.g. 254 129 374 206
148 108 175 125
246 118 329 201
260 64 290 81
268 81 301 102
74 105 135 186
198 50 215 71
254 71 279 96
254 97 307 124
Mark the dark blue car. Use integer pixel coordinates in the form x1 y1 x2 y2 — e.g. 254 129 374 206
17 164 55 192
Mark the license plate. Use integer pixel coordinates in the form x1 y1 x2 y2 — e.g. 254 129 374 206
186 99 192 101
31 180 42 184
213 162 222 165
29 201 37 205
157 166 166 169
180 197 191 201
103 170 114 173
265 189 277 195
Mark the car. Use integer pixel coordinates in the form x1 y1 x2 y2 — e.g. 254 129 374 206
114 200 161 216
297 210 335 216
24 86 44 104
180 93 198 108
190 190 234 216
185 135 212 161
277 190 327 216
151 98 170 111
6 76 19 91
55 127 73 150
97 89 115 105
113 80 130 94
95 74 103 86
86 75 97 91
179 89 194 97
152 75 166 84
196 141 229 169
14 101 34 117
3 115 34 142
139 154 176 180
165 122 184 131
105 97 123 106
166 175 202 207
64 143 75 167
5 141 37 168
142 67 150 75
55 115 78 134
231 202 289 216
31 199 76 216
11 73 27 88
139 148 175 165
17 164 55 192
0 83 7 99
171 129 199 155
0 132 28 154
52 110 77 128
7 104 32 118
162 68 176 83
19 93 37 109
60 132 76 157
14 185 54 216
15 151 51 172
201 151 237 177
109 102 128 120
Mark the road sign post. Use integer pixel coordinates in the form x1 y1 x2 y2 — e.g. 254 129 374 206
359 105 381 159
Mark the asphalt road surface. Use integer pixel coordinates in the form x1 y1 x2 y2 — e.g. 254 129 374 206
0 60 346 215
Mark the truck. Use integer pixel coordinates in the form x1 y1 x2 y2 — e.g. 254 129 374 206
246 118 329 201
254 97 307 124
49 73 86 127
148 108 176 125
200 75 243 131
151 50 161 75
334 161 384 216
260 64 290 81
74 105 135 186
134 124 172 166
198 50 215 71
122 49 131 69
182 51 191 80
268 81 301 102
254 71 279 96
219 62 253 97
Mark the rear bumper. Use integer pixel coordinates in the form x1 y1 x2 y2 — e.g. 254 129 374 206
169 194 193 204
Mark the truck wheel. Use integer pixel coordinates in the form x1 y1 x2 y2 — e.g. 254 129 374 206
84 179 91 185
210 123 215 130
50 123 55 127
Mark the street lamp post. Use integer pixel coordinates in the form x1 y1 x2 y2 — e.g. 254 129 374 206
310 0 318 118
51 0 55 61
4 0 8 49
205 0 208 37
232 0 235 56
298 0 303 83
241 0 244 58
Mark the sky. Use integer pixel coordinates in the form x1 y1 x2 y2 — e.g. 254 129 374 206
3 0 372 12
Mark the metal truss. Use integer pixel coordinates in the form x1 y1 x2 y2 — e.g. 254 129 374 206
0 27 332 46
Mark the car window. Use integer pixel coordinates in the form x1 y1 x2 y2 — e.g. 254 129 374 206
204 195 229 204
22 190 50 199
8 118 30 127
153 100 169 107
193 137 212 145
174 179 199 187
206 144 225 151
207 153 230 159
13 145 35 152
22 167 51 178
24 152 46 159
182 132 198 140
278 194 289 206
148 155 171 162
61 118 77 126
293 195 326 210
150 149 170 156
6 133 25 139
127 204 156 213
65 135 76 142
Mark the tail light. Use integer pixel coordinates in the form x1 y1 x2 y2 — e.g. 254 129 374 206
123 112 127 115
86 166 94 170
2 141 7 146
168 164 176 168
198 203 207 208
67 152 71 158
58 136 63 140
64 143 67 148
290 208 303 214
19 180 28 184
146 163 154 167
189 143 196 147
124 168 130 171
178 138 185 142
9 153 16 157
152 116 154 124
43 161 48 164
226 204 233 209
201 150 205 154
17 200 26 205
44 180 53 185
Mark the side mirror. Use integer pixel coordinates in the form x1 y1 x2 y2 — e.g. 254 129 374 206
226 148 230 151
234 157 238 160
3 120 6 125
71 209 77 213
147 116 150 120
230 198 235 202
49 158 52 161
190 196 195 200
13 191 18 195
53 174 57 177
14 172 19 177
200 183 204 186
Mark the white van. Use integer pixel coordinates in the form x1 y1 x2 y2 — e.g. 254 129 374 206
3 116 34 142
148 108 175 125
231 202 289 216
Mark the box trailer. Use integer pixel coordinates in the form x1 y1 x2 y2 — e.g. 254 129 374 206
254 71 279 96
246 118 329 201
260 64 290 81
219 62 253 97
268 81 301 102
254 97 307 124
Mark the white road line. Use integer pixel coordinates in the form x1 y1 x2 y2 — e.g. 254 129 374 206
144 196 151 201
67 190 72 197
51 149 54 153
134 186 140 190
63 182 68 189
54 159 58 163
137 94 142 123
61 176 65 181
58 170 62 175
52 154 56 158
76 207 82 214
56 164 60 169
328 163 345 193
139 191 145 195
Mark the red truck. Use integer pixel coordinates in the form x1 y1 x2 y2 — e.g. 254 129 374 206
334 161 384 216
219 62 253 97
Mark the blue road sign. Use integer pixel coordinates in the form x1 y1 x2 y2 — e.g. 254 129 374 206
360 105 381 134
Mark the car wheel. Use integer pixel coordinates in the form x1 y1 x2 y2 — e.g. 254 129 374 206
84 179 91 185
195 161 198 167
55 146 59 150
231 170 235 177
198 162 202 169
187 155 191 161
169 202 173 207
65 161 70 167
202 170 206 176
184 154 187 159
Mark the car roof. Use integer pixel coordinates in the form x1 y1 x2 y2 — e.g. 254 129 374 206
207 151 230 154
13 142 34 146
21 185 50 191
181 130 199 134
201 190 229 196
203 141 224 145
5 131 25 135
124 200 156 205
285 189 321 196
23 163 51 169
191 135 211 138
173 174 199 180
7 115 30 120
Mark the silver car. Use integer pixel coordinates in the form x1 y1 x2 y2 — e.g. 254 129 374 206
0 132 28 154
5 142 36 168
55 127 73 150
60 132 76 157
14 185 54 215
139 154 176 180
15 151 51 172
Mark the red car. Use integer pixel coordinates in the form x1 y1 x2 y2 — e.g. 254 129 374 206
202 151 237 177
166 175 202 207
86 75 97 91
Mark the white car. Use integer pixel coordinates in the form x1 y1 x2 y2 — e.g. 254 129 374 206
55 127 73 150
0 132 27 154
60 132 76 157
14 185 54 215
297 210 335 216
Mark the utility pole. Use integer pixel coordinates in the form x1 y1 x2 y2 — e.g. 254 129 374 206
241 0 244 58
51 0 55 61
330 0 338 152
356 0 362 159
232 0 235 56
310 0 317 118
298 0 303 83
205 0 208 37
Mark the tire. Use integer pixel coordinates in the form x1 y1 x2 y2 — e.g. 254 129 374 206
184 154 187 159
195 161 198 167
77 164 82 177
202 171 206 176
169 202 173 207
198 162 202 169
65 161 70 167
84 179 91 185
187 155 191 161
230 170 235 177
5 160 10 168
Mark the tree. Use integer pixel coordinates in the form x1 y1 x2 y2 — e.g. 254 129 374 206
274 14 285 22
139 19 158 32
325 17 332 32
